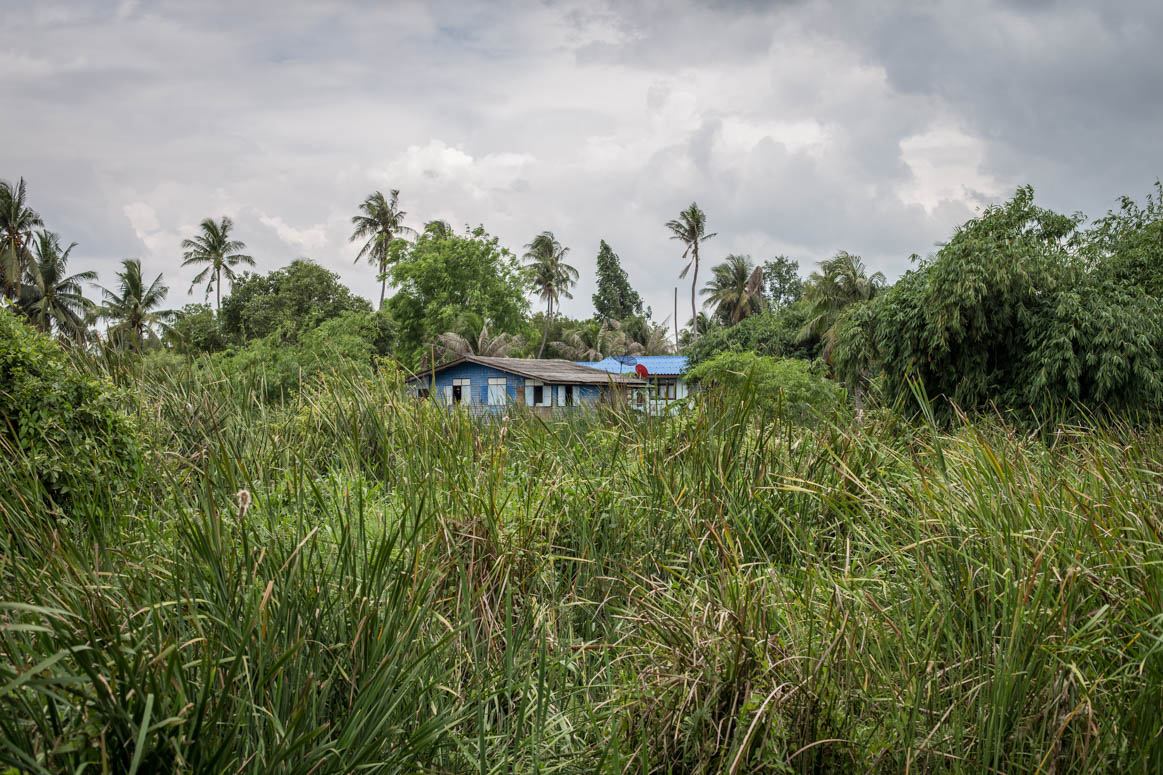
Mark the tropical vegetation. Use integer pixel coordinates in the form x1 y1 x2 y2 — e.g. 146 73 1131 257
523 231 578 358
180 216 254 309
350 189 415 308
666 201 716 344
3 176 1163 773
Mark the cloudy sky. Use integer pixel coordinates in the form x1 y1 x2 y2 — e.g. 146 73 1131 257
4 0 1162 323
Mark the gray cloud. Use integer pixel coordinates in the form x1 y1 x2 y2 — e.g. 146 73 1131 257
2 0 1160 329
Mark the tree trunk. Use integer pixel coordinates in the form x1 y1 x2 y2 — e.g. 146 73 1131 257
538 298 552 358
691 240 699 345
4 233 25 301
216 266 221 311
379 258 387 309
854 368 868 425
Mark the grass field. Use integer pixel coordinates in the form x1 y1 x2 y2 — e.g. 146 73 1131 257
3 357 1162 773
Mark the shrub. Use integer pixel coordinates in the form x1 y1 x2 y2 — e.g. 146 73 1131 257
209 310 393 402
833 186 1163 421
685 305 818 368
0 308 140 517
686 350 842 423
166 303 226 354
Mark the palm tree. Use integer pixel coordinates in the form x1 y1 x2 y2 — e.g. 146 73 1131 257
22 231 96 341
180 216 254 310
350 190 416 308
665 202 716 345
620 317 676 355
551 319 633 361
678 312 715 350
1 177 44 301
99 259 173 350
552 323 609 361
436 323 525 361
701 254 765 325
423 219 453 239
523 231 579 358
797 251 886 356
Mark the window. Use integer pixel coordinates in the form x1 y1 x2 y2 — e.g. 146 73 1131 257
451 378 471 404
656 379 677 400
526 378 551 406
564 384 574 406
417 388 430 399
488 378 508 405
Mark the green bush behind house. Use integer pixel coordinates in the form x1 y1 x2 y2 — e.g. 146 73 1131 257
686 350 842 424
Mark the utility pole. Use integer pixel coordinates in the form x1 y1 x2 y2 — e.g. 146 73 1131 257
673 287 679 352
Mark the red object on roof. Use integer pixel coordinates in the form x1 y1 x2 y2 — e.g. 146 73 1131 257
635 363 649 377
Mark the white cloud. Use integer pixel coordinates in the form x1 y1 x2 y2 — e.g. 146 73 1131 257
898 125 1006 214
258 213 330 252
3 0 1161 328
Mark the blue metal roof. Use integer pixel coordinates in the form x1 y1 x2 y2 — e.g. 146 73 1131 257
577 355 689 376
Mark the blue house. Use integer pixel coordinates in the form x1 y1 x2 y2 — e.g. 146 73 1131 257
407 355 646 415
578 356 690 414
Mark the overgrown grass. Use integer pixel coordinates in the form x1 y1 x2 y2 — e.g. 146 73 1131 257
2 355 1162 773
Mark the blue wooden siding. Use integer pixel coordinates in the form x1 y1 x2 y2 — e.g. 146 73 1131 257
411 362 605 413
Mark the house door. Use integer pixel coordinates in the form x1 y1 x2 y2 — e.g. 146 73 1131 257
564 385 574 406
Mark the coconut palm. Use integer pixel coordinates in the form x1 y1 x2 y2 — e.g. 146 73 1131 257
523 231 579 358
701 254 765 325
436 323 525 361
665 202 716 346
797 250 886 356
22 231 96 341
1 177 44 301
180 216 254 311
678 312 715 350
619 317 676 355
99 259 174 350
350 190 416 308
423 220 453 239
551 319 628 361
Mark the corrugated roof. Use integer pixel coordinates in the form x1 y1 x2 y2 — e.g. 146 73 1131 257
578 355 689 376
409 354 646 385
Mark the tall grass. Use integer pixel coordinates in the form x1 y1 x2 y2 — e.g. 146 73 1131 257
2 355 1162 773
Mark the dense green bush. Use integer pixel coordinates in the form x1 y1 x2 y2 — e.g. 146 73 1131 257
833 186 1163 419
685 305 818 368
686 350 841 423
0 308 139 516
200 310 394 402
218 258 373 344
166 302 226 354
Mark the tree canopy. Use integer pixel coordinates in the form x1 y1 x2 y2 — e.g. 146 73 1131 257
832 185 1163 418
762 256 803 308
21 230 95 341
351 189 415 308
685 304 818 367
180 216 253 310
523 231 578 358
387 225 528 367
1 177 44 301
218 258 371 343
702 254 765 325
666 202 716 345
592 240 645 321
98 259 174 350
